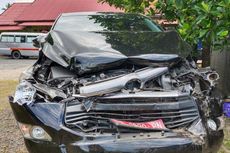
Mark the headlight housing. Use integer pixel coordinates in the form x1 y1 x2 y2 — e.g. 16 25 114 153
14 81 36 105
207 119 217 131
18 122 52 141
188 119 206 136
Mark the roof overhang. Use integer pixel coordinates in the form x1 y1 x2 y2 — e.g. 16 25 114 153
0 25 24 31
19 21 54 26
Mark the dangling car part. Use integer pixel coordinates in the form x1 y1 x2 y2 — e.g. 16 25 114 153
10 12 224 153
79 67 168 97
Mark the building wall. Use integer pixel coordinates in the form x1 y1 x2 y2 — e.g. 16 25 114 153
15 0 34 3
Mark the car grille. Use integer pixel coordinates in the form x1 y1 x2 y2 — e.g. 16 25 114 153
65 96 200 133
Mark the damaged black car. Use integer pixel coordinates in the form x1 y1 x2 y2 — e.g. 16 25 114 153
10 12 224 153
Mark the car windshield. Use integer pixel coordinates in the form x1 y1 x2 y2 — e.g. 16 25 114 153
54 14 162 32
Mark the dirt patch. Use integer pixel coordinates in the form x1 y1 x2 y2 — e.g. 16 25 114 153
0 80 27 153
0 80 18 111
0 109 27 153
0 68 28 81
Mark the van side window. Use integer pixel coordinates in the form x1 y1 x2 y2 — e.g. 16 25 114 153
1 35 14 42
15 35 26 43
1 35 8 42
15 36 26 43
27 36 37 43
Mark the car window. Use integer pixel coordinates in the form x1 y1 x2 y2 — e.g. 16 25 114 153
15 35 26 43
54 14 162 32
27 36 37 43
1 35 15 43
1 35 8 42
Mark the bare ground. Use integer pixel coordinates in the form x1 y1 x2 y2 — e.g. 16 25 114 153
0 56 35 80
0 109 27 153
0 80 28 153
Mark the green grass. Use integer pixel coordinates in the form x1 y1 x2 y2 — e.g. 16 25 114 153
219 125 230 153
0 80 18 111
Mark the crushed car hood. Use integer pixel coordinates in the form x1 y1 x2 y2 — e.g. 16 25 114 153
41 30 191 75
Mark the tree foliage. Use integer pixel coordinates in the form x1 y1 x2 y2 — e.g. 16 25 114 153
2 3 12 11
157 0 230 47
99 0 230 66
99 0 230 48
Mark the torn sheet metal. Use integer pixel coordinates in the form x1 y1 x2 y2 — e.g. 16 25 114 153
40 30 191 75
79 67 168 97
98 91 189 99
33 83 67 99
128 54 182 67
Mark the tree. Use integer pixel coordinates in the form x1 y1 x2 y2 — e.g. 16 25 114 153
2 3 12 11
99 0 230 67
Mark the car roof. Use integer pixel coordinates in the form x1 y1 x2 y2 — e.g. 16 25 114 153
61 12 138 17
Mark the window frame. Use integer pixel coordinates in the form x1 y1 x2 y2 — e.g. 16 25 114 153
0 35 15 43
26 35 38 43
15 35 26 43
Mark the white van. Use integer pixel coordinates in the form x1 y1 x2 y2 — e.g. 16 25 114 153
0 32 44 59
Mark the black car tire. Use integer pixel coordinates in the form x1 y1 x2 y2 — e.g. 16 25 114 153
11 50 21 59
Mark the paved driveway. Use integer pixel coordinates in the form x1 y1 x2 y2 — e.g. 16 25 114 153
0 56 36 80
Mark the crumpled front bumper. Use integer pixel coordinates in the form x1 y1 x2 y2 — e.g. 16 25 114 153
24 136 202 153
9 99 224 153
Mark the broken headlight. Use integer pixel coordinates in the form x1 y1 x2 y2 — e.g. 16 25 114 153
188 119 206 136
14 81 36 105
207 119 217 131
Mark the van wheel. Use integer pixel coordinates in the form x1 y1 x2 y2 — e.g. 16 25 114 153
11 51 21 59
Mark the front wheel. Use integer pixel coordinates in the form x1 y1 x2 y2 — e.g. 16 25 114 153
11 50 21 59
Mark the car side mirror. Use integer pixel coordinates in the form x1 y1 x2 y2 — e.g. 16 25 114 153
33 37 40 48
33 34 48 48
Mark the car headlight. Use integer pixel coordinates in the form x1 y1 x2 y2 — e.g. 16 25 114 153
188 119 206 136
14 81 36 105
207 119 217 131
18 122 52 141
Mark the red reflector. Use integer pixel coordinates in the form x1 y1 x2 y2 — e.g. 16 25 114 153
111 119 167 130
